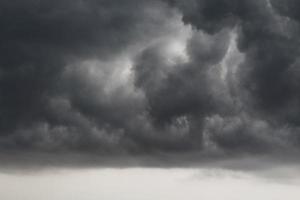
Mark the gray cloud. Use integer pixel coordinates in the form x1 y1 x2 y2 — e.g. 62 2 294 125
0 0 300 169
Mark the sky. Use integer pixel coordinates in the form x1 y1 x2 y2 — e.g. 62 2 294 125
1 0 300 199
1 168 300 200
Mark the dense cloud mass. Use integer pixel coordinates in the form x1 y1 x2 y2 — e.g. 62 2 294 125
0 0 300 168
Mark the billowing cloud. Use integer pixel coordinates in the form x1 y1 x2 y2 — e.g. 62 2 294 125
0 0 300 169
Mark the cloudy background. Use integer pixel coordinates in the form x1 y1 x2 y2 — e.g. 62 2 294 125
1 0 300 199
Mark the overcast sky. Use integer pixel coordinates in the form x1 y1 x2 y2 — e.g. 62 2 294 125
1 167 300 200
1 0 300 199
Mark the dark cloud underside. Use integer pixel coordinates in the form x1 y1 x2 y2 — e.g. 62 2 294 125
0 0 300 168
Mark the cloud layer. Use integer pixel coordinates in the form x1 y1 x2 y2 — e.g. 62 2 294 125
0 0 300 168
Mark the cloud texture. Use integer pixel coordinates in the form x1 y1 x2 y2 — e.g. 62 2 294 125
0 0 300 168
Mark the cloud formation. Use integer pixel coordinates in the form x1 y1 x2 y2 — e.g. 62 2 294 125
0 0 300 168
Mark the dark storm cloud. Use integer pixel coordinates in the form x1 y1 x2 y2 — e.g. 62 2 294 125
0 0 175 152
135 30 230 124
135 0 300 158
165 0 300 125
1 0 300 169
0 0 172 117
